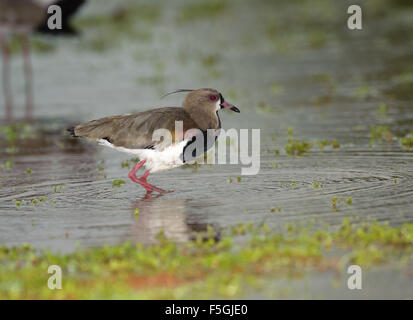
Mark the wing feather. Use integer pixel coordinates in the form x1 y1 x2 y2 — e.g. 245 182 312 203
72 107 199 150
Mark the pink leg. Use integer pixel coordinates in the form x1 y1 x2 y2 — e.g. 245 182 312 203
21 34 33 121
127 160 165 193
0 33 12 121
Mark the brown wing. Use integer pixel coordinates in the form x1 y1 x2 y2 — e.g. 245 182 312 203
72 107 199 150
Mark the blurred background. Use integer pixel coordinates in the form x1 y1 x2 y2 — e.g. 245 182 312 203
0 0 413 298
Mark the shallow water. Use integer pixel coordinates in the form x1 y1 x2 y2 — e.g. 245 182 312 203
1 0 413 298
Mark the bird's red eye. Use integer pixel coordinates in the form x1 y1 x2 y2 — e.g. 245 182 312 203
209 95 218 101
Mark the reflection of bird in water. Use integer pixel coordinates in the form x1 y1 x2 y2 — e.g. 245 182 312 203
129 195 221 244
0 0 86 121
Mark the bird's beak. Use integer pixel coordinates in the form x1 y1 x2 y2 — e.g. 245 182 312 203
220 101 240 113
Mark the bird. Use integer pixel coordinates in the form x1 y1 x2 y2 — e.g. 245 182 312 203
68 88 240 194
0 0 86 121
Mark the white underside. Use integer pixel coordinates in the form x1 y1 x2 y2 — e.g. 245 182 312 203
98 139 190 173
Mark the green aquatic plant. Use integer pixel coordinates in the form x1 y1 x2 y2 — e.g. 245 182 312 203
112 179 126 187
0 219 412 299
12 200 21 208
285 139 313 156
378 103 387 117
3 158 13 170
400 134 413 148
121 160 130 168
257 101 273 113
0 123 36 144
53 185 65 193
316 139 340 149
354 84 379 99
313 181 321 188
75 4 160 52
176 0 227 22
370 125 391 144
270 83 284 96
7 36 55 55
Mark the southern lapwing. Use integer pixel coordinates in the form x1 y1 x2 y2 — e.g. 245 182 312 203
68 88 240 194
0 0 86 121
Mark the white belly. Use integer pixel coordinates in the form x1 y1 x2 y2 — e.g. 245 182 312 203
98 139 189 173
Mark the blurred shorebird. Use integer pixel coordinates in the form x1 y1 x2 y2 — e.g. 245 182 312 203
0 0 86 121
68 88 240 194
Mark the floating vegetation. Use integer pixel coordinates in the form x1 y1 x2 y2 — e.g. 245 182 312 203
3 158 13 170
370 125 391 144
257 101 273 113
270 83 284 96
285 139 313 156
315 139 340 149
0 219 412 299
354 84 379 99
0 123 36 144
112 179 126 187
313 181 322 188
176 0 227 22
308 30 327 49
75 4 161 52
120 158 140 169
377 103 387 117
53 185 65 193
332 196 338 211
200 54 221 79
7 36 55 55
400 134 413 148
121 160 130 168
332 196 353 210
12 200 21 208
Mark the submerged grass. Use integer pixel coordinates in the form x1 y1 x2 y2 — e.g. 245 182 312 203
0 219 412 299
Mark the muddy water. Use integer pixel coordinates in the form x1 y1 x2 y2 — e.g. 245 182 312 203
1 0 413 296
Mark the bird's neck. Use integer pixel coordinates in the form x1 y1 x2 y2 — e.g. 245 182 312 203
185 108 220 131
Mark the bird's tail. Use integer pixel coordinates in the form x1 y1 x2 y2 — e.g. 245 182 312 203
36 0 86 36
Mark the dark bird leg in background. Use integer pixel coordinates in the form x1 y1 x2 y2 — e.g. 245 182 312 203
20 34 33 120
128 159 165 193
0 33 12 121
